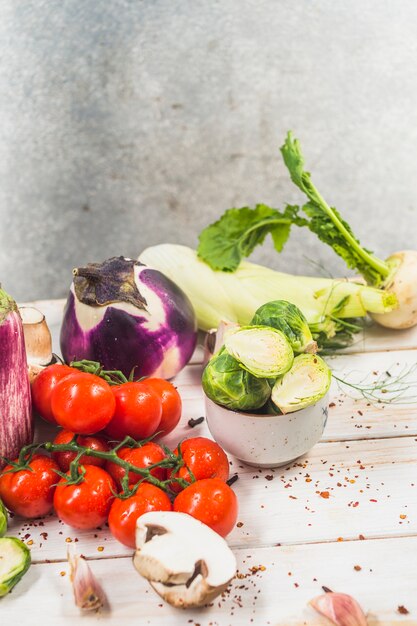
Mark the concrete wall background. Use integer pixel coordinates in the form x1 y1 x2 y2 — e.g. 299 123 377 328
1 0 417 300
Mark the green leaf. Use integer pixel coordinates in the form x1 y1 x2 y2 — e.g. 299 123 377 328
280 132 390 286
197 204 306 272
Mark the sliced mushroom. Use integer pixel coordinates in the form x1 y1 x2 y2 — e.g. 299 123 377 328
134 511 237 608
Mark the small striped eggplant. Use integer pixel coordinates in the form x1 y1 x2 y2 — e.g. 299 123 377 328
0 289 33 469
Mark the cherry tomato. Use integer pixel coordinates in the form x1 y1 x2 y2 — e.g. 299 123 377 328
31 364 75 424
143 378 182 436
53 465 115 530
173 478 238 537
51 372 116 435
52 430 110 472
105 443 167 489
0 455 60 518
169 437 230 492
104 382 162 440
108 483 172 548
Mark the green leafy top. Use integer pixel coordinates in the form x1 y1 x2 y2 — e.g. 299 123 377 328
280 132 390 286
197 203 307 272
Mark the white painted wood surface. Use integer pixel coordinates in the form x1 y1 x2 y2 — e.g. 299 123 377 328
3 300 417 624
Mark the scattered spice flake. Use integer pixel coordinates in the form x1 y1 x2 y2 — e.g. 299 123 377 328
358 534 366 540
236 522 244 528
60 571 66 577
400 514 407 520
187 416 204 428
227 474 239 487
65 537 73 543
319 491 330 499
370 499 378 503
97 546 104 552
27 540 34 546
305 478 312 483
353 565 362 571
398 605 409 615
329 402 336 408
265 475 274 481
337 537 344 542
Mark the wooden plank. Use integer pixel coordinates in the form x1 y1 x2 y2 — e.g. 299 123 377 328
2 536 416 625
9 435 417 562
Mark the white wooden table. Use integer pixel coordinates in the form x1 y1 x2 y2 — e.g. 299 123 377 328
3 300 417 625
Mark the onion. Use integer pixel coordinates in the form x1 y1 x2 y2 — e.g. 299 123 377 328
60 257 198 379
0 289 33 469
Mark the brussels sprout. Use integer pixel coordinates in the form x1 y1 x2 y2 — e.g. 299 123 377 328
271 354 331 414
251 300 317 354
0 501 7 537
224 325 294 378
0 537 31 597
202 348 271 411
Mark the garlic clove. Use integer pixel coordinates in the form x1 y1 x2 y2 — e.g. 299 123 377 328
309 592 368 626
68 549 107 611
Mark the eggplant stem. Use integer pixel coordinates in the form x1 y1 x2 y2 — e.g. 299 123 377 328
73 267 102 281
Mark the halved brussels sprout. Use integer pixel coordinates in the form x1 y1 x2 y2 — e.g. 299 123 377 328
0 537 31 597
224 325 294 378
202 348 271 411
0 501 7 537
271 354 331 414
250 300 317 354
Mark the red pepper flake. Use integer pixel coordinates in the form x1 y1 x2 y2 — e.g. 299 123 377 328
398 605 409 615
358 534 366 540
370 499 378 503
319 491 330 499
352 502 359 508
329 402 336 408
294 582 299 588
289 495 297 499
353 565 362 571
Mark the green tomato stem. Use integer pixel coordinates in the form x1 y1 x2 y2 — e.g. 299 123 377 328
9 436 190 496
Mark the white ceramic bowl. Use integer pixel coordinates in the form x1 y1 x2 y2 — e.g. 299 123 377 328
204 393 329 468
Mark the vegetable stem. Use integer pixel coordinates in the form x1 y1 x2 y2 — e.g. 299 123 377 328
306 185 390 279
10 437 190 496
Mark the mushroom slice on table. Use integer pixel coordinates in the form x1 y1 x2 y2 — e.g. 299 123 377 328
134 511 237 608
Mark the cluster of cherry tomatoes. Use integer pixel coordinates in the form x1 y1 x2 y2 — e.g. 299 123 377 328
31 363 182 439
0 363 239 549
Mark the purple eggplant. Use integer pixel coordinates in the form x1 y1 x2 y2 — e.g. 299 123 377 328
0 289 33 469
60 257 198 379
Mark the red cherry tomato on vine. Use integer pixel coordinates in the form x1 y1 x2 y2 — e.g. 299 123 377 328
50 372 116 435
0 455 60 518
105 443 167 489
108 483 172 548
169 437 230 492
31 364 75 424
53 465 116 530
104 382 162 440
173 478 238 537
52 430 110 472
143 378 182 436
